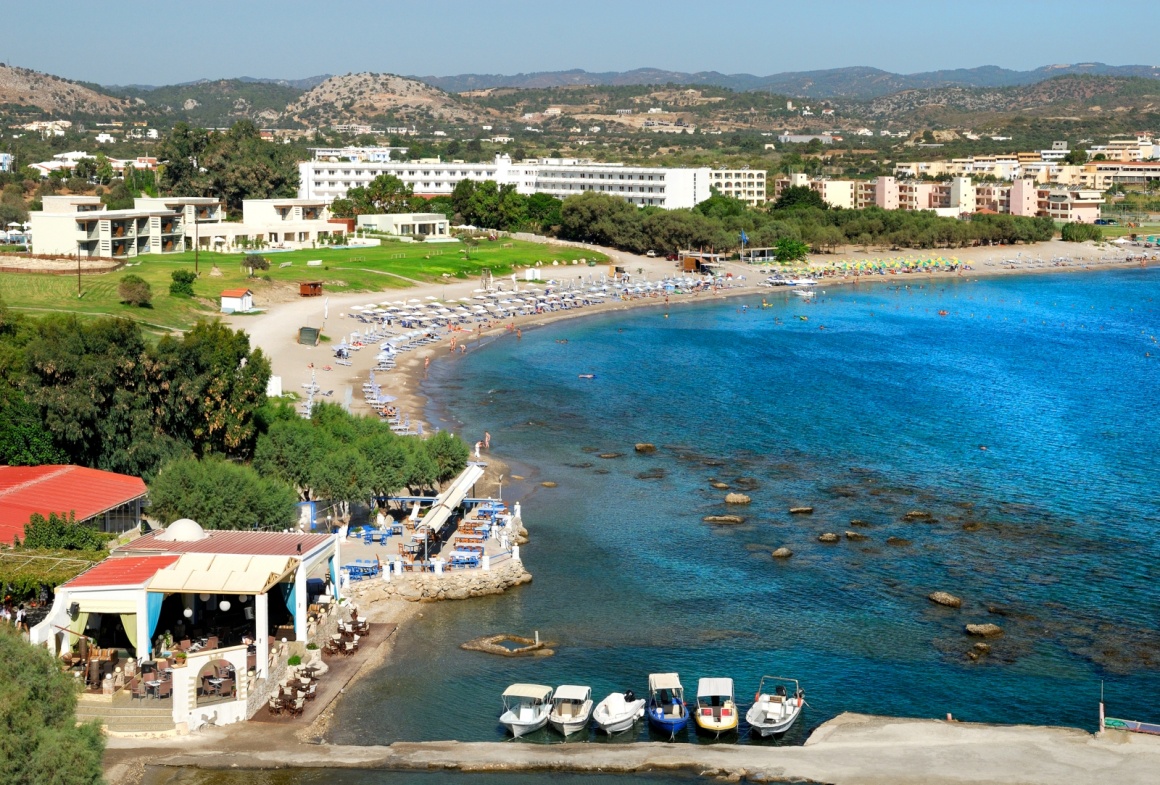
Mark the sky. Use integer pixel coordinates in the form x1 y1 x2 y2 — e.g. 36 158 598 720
5 0 1155 86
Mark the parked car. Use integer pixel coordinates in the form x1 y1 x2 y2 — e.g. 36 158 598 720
645 250 657 257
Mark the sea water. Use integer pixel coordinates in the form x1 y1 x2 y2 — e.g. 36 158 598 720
328 268 1159 746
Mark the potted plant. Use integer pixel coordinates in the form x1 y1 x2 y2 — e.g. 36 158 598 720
173 651 187 667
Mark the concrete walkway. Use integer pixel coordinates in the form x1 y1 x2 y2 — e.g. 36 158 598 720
151 712 1160 785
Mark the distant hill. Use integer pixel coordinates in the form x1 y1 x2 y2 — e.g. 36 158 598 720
110 79 304 126
415 63 1160 99
0 63 129 115
285 72 489 126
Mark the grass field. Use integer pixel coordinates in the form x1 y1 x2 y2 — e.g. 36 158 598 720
0 238 605 332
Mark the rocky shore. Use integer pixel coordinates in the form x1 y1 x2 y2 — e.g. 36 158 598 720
344 560 533 603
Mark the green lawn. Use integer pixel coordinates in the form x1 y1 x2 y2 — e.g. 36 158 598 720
0 238 605 333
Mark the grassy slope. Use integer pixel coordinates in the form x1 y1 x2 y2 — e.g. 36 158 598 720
0 238 605 333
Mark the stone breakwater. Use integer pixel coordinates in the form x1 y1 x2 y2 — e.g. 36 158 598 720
346 561 533 603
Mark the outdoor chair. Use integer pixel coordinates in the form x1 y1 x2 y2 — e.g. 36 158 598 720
291 697 306 716
343 641 356 656
131 678 147 701
306 683 318 701
205 636 219 650
157 681 172 700
268 697 283 715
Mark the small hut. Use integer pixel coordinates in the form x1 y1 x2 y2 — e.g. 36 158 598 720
299 281 323 297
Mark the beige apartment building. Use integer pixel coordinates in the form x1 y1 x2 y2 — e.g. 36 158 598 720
708 168 767 206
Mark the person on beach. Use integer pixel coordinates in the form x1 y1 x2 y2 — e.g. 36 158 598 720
474 441 482 459
15 604 28 634
516 329 522 340
484 431 491 450
424 356 430 370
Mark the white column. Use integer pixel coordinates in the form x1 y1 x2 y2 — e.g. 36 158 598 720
332 539 343 601
135 594 151 661
293 566 307 641
255 592 269 678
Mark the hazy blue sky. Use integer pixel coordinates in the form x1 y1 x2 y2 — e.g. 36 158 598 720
6 0 1154 85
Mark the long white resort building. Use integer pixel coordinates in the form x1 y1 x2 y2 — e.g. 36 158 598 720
298 151 712 209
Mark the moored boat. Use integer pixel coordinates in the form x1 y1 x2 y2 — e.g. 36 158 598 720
499 683 553 738
592 690 645 735
646 672 689 735
549 684 593 736
745 676 805 737
694 677 738 736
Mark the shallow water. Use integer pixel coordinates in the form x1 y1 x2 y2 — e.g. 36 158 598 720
143 770 687 785
328 269 1160 747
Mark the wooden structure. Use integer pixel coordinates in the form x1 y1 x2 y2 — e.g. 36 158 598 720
299 281 323 297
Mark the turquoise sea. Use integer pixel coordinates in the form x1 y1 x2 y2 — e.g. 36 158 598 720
165 269 1159 784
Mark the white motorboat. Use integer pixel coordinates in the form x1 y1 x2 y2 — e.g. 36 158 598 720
786 277 818 286
592 690 646 734
792 288 816 297
499 683 553 738
549 684 594 736
745 676 805 737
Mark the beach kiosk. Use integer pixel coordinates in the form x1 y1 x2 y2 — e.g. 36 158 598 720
299 281 323 297
219 288 254 313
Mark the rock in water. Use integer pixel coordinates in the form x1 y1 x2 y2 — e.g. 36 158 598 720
634 443 657 453
710 481 730 490
789 506 814 515
973 642 992 655
703 515 746 524
771 547 793 558
725 493 752 505
904 510 934 521
540 481 557 488
886 536 912 546
598 452 623 459
845 531 869 541
965 623 1004 638
849 519 871 527
928 591 963 608
818 532 840 543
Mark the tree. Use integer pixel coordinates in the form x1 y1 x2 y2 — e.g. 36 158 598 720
19 511 109 551
450 178 477 221
425 430 469 486
244 255 270 277
169 269 196 297
1061 222 1102 242
773 185 828 211
148 455 297 530
1062 148 1088 166
0 624 105 785
774 237 810 263
117 274 152 307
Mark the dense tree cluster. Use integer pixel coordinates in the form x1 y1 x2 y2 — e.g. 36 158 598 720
254 402 469 521
148 456 297 530
18 512 109 551
329 174 428 218
0 625 105 785
0 307 270 479
1060 222 1103 242
156 120 299 214
554 192 1056 255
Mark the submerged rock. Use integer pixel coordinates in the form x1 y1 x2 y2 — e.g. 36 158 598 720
965 623 1004 638
904 510 935 521
725 493 752 505
771 547 794 558
974 642 992 655
710 481 730 490
928 591 963 608
849 519 871 527
818 532 840 543
704 515 746 524
789 506 814 515
845 531 869 542
634 443 657 453
886 536 912 546
540 481 557 488
598 452 624 459
635 468 665 480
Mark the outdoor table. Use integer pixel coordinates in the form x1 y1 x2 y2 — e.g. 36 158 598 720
146 680 162 698
207 678 224 695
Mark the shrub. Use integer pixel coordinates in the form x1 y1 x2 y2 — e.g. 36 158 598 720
20 511 110 551
169 269 197 296
1061 222 1103 242
287 654 302 666
117 274 152 307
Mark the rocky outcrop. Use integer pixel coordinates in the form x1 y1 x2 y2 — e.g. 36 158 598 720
710 481 730 490
772 547 794 558
704 515 746 524
540 481 557 488
904 510 934 521
725 493 752 505
928 591 963 608
965 623 1004 638
845 531 869 541
461 634 554 657
347 562 532 604
886 536 912 546
789 506 814 515
634 443 657 453
818 533 840 543
598 453 623 459
849 519 870 527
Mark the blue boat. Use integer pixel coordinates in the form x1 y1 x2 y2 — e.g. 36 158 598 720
646 672 689 735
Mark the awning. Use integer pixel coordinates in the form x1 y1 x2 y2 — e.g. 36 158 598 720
503 683 553 700
697 677 734 697
553 685 590 701
75 599 137 614
147 553 299 594
649 673 683 691
416 463 485 534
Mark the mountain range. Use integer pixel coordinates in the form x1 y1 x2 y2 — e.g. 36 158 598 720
412 63 1160 99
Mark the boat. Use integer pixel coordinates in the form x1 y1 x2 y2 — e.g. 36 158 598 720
792 288 816 298
499 683 553 738
745 676 805 737
646 672 689 735
592 690 646 734
786 277 818 287
578 373 596 379
549 685 594 736
694 677 738 736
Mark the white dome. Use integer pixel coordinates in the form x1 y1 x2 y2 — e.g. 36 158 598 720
158 518 208 542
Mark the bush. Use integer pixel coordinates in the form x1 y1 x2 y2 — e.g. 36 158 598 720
169 269 197 296
1061 222 1103 242
117 274 152 307
287 655 302 666
20 511 110 551
148 455 297 530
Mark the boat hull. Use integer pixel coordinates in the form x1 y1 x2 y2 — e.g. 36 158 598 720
593 697 645 735
500 710 549 738
647 700 689 734
745 703 802 737
549 711 592 737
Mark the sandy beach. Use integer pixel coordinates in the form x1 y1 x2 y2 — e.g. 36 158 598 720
229 235 1153 437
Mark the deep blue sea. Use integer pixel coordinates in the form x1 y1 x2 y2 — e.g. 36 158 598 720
322 268 1159 752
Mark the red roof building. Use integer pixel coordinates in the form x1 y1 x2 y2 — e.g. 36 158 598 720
63 555 180 589
121 529 333 559
0 465 148 545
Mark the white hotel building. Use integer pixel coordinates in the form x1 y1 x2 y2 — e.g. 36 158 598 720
298 152 711 209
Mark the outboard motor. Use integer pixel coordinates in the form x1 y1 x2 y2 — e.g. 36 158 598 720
623 689 636 703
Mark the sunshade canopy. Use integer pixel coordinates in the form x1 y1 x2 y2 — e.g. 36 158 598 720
553 685 591 701
147 553 298 594
649 673 683 691
697 677 734 697
503 683 553 700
